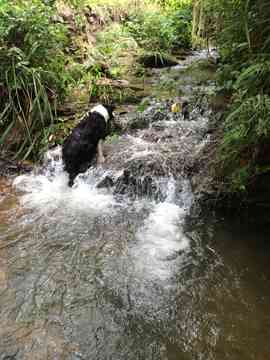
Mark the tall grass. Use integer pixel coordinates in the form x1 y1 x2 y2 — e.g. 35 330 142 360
0 1 69 159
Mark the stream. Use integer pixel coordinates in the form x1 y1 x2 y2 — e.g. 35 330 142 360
0 50 270 360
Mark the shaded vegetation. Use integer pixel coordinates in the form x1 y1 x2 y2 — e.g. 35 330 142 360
194 0 270 195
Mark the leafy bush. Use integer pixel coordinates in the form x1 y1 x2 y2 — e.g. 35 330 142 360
164 1 192 49
125 3 192 54
0 1 69 159
125 11 177 53
200 0 270 194
219 95 270 191
234 61 270 96
167 7 192 49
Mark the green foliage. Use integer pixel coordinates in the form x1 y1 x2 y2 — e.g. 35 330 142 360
125 3 192 54
0 0 69 159
0 49 55 160
219 95 270 192
164 1 192 49
0 1 68 89
222 95 270 150
234 61 270 96
125 11 177 53
95 23 137 60
200 0 270 193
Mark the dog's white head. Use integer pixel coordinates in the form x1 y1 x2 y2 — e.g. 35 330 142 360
90 104 112 123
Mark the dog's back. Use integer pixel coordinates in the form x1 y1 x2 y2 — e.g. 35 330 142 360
62 111 108 186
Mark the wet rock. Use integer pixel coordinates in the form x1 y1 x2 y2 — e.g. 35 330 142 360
104 97 213 197
0 158 33 177
119 100 187 132
114 170 134 195
96 175 114 189
139 54 178 68
128 116 150 130
1 352 18 360
114 170 161 200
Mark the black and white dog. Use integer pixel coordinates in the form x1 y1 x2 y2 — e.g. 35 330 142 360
62 104 115 187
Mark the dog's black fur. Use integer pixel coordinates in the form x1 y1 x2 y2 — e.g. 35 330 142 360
62 105 114 186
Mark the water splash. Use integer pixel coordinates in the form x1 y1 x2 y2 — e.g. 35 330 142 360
133 177 192 280
12 143 194 283
13 147 116 215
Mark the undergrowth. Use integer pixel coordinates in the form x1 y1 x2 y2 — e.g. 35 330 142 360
0 0 69 160
219 94 270 192
207 0 270 194
125 2 192 56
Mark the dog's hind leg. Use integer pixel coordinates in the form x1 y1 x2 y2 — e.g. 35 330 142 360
97 140 105 165
67 172 77 187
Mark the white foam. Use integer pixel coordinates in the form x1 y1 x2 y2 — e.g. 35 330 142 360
14 171 115 214
133 178 191 280
127 135 152 149
129 149 154 160
13 148 116 215
134 201 189 280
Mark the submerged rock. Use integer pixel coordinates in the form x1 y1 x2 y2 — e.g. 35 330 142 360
96 175 114 189
113 170 161 200
0 157 33 177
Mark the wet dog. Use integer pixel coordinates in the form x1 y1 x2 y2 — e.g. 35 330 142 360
62 104 115 186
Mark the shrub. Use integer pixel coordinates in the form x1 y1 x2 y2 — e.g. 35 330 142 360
219 95 270 191
234 61 270 96
125 3 192 54
125 11 177 53
0 1 69 159
167 7 192 49
204 0 270 195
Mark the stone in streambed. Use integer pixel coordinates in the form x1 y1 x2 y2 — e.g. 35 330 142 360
139 54 178 68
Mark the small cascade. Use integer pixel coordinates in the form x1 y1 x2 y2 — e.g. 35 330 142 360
14 139 195 283
133 177 192 280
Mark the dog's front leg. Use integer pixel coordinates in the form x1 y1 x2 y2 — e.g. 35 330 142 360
97 140 105 165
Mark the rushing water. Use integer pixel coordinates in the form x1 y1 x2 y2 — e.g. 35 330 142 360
1 50 270 359
1 155 270 360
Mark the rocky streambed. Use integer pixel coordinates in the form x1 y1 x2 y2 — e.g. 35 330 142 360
1 50 270 360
